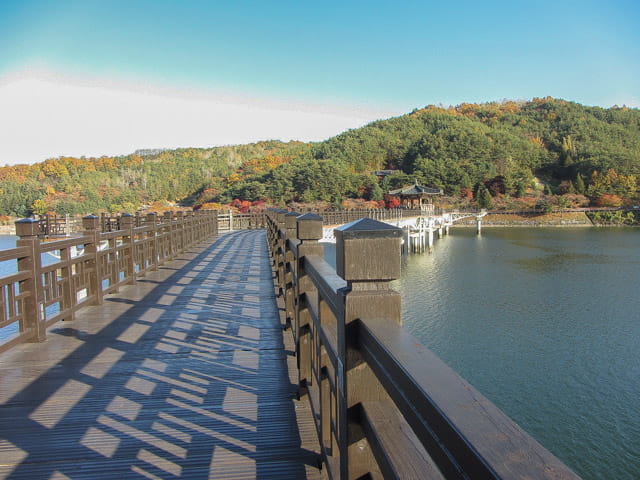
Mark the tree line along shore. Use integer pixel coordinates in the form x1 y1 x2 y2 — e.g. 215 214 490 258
1 97 638 222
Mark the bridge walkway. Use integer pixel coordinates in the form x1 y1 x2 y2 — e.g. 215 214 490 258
0 230 324 479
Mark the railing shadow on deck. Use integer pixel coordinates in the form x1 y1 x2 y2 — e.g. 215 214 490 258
266 208 581 480
0 230 318 479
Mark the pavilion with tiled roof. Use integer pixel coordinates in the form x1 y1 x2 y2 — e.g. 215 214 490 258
388 180 443 209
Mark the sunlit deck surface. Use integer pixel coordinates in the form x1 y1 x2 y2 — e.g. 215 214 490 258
0 230 324 479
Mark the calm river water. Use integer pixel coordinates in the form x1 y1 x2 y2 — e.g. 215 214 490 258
326 227 640 480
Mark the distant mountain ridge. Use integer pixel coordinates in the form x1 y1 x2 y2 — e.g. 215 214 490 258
0 98 638 217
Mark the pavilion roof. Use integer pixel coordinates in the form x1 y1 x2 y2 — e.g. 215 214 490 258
388 181 443 196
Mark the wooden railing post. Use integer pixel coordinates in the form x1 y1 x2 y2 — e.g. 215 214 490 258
283 211 299 331
203 210 209 239
201 210 207 240
212 210 218 238
183 211 191 247
190 211 198 243
175 211 184 253
146 212 158 271
15 219 45 342
196 210 203 240
275 210 287 295
82 214 104 305
58 238 75 321
163 211 174 261
295 213 324 396
285 211 298 238
334 218 403 479
267 209 280 271
120 213 136 285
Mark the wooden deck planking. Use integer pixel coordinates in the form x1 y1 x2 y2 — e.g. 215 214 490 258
0 230 324 479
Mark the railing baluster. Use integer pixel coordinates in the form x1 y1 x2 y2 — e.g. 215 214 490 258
120 213 136 285
59 244 74 320
83 214 103 305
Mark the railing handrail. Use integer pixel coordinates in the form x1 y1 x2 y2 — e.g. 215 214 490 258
266 209 580 479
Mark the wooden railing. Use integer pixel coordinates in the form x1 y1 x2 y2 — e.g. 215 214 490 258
37 213 75 237
217 211 267 231
266 209 580 479
0 210 218 353
217 208 425 232
317 208 423 226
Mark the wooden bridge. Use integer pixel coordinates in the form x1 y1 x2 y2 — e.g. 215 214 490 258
0 209 580 479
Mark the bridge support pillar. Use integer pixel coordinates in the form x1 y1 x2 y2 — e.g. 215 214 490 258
428 228 434 253
403 227 410 254
476 217 482 235
445 224 450 235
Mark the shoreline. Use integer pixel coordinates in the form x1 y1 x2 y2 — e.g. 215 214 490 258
453 223 595 228
453 211 595 227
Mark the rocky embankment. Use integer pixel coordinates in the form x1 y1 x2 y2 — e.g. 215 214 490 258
457 212 592 227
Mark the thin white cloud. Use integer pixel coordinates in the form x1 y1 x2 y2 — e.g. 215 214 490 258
0 70 398 165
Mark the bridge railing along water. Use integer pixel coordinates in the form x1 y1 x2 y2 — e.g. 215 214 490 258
216 208 425 232
0 210 218 353
267 208 580 479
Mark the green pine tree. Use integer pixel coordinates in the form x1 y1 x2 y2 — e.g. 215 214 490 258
477 186 493 209
575 174 586 194
370 183 383 201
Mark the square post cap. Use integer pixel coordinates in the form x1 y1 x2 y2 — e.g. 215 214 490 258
120 213 134 227
285 211 300 231
296 213 323 240
82 214 100 230
276 210 287 226
15 218 40 237
334 218 403 282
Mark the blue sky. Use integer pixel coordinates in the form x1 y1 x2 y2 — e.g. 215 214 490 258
1 0 639 164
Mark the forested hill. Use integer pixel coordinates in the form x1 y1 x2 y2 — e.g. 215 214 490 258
1 97 639 217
